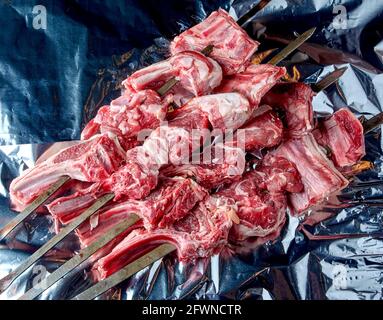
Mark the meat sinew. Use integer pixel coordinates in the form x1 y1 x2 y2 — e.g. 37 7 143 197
10 134 126 210
274 134 349 214
170 9 259 75
313 108 365 168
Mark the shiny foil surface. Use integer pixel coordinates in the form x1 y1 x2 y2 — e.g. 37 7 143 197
0 0 383 300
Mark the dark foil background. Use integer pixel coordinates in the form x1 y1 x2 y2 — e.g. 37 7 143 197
0 0 383 300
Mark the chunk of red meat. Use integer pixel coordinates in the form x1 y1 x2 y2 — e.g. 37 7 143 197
123 51 222 98
215 64 286 108
233 111 283 151
81 90 170 141
262 82 315 136
273 134 349 214
169 93 251 131
170 9 259 75
161 142 246 190
92 195 234 280
10 134 126 209
218 155 302 241
313 108 365 168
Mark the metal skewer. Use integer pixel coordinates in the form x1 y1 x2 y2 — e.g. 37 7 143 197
311 67 348 93
18 213 140 300
267 27 316 65
72 244 176 300
0 193 114 293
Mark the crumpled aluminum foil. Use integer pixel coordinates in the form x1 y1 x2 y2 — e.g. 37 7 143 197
1 0 383 300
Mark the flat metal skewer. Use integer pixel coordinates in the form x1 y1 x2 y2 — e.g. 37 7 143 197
0 176 70 242
18 213 140 300
268 27 316 65
311 67 348 93
72 244 176 300
0 193 114 294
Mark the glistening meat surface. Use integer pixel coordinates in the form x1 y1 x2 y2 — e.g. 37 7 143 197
218 155 302 241
169 93 251 130
262 82 315 136
170 9 259 75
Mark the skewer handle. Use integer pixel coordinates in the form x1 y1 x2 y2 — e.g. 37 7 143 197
0 193 114 294
72 243 176 300
19 213 140 300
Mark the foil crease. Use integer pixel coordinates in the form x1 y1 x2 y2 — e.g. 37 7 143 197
0 0 383 300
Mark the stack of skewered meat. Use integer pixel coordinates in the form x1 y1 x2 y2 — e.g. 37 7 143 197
8 9 365 288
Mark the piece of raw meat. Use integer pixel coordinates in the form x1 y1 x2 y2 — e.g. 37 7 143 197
262 82 315 136
170 9 259 75
219 155 302 241
92 194 235 280
161 142 246 190
313 108 365 168
215 64 286 107
233 111 283 151
123 50 222 99
75 177 207 247
10 134 126 210
161 111 283 189
274 134 349 214
169 93 251 131
81 90 171 141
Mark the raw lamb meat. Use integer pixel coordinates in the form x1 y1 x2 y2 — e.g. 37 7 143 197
233 111 283 151
10 134 126 210
46 92 247 213
168 93 251 130
313 108 365 168
123 50 222 98
161 111 283 189
262 82 315 136
274 134 349 214
92 195 235 280
215 64 286 107
75 177 207 247
161 142 246 190
81 90 171 141
218 155 302 241
170 9 259 75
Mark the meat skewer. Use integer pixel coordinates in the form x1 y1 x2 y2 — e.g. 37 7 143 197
15 31 348 298
3 7 322 297
71 80 369 300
